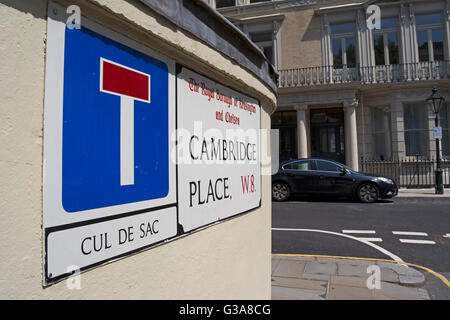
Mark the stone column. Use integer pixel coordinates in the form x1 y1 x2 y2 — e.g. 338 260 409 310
399 3 418 81
444 1 450 61
383 108 393 159
344 100 359 171
357 9 375 82
321 14 332 67
236 0 249 6
294 104 308 159
399 4 408 64
390 101 406 159
357 9 373 67
321 14 333 83
273 20 281 70
408 4 419 64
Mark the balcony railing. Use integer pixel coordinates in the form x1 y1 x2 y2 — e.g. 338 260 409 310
278 61 450 88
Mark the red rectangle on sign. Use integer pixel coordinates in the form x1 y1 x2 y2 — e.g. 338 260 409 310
101 59 150 102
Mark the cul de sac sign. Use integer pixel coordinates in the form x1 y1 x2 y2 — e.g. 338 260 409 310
43 4 261 285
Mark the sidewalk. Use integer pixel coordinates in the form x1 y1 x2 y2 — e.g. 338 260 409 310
272 255 430 300
397 188 450 197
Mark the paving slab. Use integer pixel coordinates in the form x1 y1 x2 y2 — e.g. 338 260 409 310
398 274 426 286
330 275 369 288
376 261 425 285
316 257 373 265
372 282 430 300
272 260 305 278
337 264 370 277
304 262 337 276
272 276 328 291
272 286 326 300
301 273 332 281
272 259 281 273
376 261 422 277
327 284 375 300
275 255 316 262
272 255 430 300
380 268 400 283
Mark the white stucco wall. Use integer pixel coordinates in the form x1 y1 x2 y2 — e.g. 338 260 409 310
0 0 275 299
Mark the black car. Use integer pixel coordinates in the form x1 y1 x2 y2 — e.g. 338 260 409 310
272 158 398 203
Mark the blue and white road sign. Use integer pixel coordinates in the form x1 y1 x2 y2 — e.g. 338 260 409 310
62 26 169 212
43 4 177 284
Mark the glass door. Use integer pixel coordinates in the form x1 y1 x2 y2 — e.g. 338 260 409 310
310 108 345 164
279 127 297 162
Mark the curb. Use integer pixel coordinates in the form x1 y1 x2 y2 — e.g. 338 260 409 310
376 261 425 287
397 189 450 198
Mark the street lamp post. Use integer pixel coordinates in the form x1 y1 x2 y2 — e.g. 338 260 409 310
426 88 445 195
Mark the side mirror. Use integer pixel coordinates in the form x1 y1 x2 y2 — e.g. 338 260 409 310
339 167 347 176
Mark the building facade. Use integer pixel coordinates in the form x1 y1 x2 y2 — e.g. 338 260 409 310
216 0 450 178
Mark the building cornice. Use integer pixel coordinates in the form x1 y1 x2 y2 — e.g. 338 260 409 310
139 0 278 93
218 0 344 16
231 13 285 25
218 0 442 18
314 0 426 16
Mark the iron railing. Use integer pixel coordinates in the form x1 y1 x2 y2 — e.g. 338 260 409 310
360 156 450 189
279 61 450 88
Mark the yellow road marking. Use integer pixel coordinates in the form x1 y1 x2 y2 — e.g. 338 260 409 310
273 253 450 288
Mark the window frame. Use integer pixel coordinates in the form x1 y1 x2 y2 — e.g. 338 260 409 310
403 102 430 157
215 0 237 9
239 16 283 69
312 159 345 173
252 34 274 65
372 18 400 66
282 159 314 171
439 102 450 157
271 110 297 128
371 106 392 160
415 12 444 63
330 22 357 68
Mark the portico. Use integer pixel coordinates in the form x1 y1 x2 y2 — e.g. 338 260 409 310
276 89 360 171
344 99 359 171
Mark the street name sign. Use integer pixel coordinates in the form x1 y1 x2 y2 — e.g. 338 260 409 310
176 66 261 232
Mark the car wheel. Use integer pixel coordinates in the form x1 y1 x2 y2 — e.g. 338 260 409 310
357 183 379 203
272 182 290 201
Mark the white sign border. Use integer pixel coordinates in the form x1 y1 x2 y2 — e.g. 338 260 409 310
174 63 262 234
43 2 177 285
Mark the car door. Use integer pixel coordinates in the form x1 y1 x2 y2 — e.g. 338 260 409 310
312 159 349 194
282 160 315 194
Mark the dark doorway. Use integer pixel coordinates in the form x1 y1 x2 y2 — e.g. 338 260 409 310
272 111 298 162
278 127 297 162
310 108 345 164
